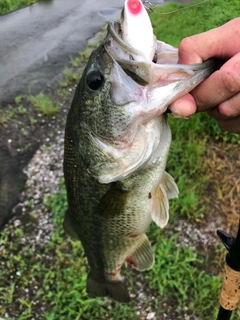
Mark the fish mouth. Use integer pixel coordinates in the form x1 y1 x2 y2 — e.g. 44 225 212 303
105 21 217 74
104 20 153 85
104 20 216 86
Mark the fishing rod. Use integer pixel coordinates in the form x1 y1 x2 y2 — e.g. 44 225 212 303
216 217 240 320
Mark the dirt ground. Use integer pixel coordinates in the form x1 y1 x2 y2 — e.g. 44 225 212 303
0 84 72 228
203 142 240 237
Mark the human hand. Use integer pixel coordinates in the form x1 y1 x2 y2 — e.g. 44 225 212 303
169 18 240 134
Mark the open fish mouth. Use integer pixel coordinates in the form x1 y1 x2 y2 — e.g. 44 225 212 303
106 19 216 70
104 20 152 85
104 19 216 88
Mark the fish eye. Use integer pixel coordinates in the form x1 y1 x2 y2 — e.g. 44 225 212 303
87 70 104 91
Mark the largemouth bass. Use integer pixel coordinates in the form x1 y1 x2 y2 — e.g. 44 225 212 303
63 0 215 302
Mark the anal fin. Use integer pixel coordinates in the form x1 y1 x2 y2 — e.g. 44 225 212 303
87 272 130 303
126 234 154 271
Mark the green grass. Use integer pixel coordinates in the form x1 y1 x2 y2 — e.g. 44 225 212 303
59 68 80 88
150 0 240 48
0 108 15 125
1 0 240 319
147 228 222 318
28 92 60 116
0 92 60 126
0 97 28 125
0 0 38 15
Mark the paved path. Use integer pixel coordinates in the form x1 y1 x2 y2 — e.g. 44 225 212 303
0 0 133 104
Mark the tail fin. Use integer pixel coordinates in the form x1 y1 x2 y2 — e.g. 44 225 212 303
86 272 130 303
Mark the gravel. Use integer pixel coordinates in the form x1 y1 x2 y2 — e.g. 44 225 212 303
10 124 66 249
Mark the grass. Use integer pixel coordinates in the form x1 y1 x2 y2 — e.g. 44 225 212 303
1 0 240 319
0 108 16 125
147 230 222 318
0 97 27 125
150 0 240 48
27 92 60 116
59 68 80 88
0 92 60 127
0 0 38 15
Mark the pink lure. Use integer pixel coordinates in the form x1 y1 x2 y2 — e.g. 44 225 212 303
126 0 143 15
120 0 155 61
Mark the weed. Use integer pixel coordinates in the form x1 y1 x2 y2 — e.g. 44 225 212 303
16 105 27 115
28 92 60 116
0 104 27 125
78 50 91 62
59 68 80 88
56 87 71 99
0 108 15 125
70 56 82 68
0 0 38 15
29 115 37 124
15 95 24 104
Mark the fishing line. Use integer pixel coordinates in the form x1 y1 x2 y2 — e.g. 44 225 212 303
142 0 210 15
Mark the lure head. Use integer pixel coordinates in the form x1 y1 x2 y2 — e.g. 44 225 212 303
126 0 143 15
120 0 156 61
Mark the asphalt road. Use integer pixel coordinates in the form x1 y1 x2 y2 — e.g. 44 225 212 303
0 0 133 104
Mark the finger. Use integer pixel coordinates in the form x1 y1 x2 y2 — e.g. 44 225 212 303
207 107 229 121
218 116 240 134
207 107 240 134
178 18 240 64
207 91 240 121
169 93 197 118
190 52 240 112
218 91 240 117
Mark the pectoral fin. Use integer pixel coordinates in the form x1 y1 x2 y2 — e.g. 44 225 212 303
162 171 179 199
151 185 169 228
125 234 154 271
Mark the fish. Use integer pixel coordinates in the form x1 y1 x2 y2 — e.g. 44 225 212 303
63 0 215 303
